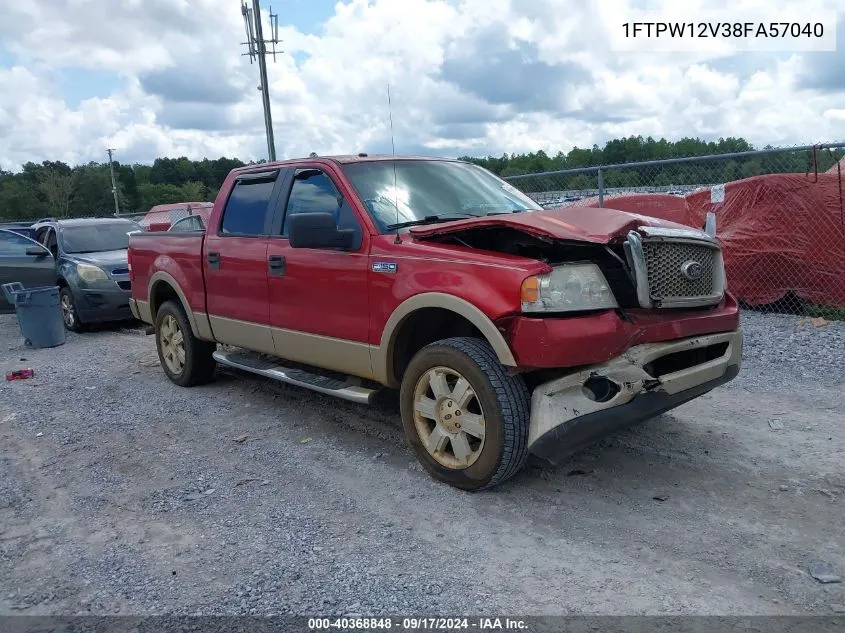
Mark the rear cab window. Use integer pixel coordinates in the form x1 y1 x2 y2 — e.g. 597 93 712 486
220 173 278 236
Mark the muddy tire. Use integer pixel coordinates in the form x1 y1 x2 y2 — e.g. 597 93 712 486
154 300 216 387
59 287 85 332
400 336 531 491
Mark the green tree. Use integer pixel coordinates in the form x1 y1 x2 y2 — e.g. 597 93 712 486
37 166 78 217
181 181 207 201
138 183 189 210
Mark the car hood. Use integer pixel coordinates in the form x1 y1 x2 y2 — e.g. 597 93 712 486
67 249 128 268
409 206 697 244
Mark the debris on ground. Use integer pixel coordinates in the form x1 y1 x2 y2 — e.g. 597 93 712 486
300 437 313 444
6 368 34 381
768 419 784 431
808 561 842 584
235 478 262 487
567 469 595 476
653 495 670 502
233 435 249 443
797 317 830 328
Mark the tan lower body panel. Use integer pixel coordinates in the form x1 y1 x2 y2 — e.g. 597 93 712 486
207 315 374 380
136 298 214 342
131 299 153 324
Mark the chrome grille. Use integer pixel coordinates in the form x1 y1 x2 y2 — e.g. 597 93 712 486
642 241 717 301
626 228 726 309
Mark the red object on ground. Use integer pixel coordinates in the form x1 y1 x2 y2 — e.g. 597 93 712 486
6 369 34 381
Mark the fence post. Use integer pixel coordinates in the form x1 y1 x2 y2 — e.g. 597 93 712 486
597 168 604 208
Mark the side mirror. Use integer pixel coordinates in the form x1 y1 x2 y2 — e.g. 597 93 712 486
26 245 50 258
288 212 355 250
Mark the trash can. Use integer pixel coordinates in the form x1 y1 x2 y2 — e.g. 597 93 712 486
1 282 66 348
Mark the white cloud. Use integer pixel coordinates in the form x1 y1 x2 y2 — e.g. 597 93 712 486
0 0 843 171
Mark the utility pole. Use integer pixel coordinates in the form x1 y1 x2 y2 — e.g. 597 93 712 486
106 148 121 216
241 0 281 162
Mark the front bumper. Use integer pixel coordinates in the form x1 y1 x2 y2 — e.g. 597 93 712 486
527 329 742 463
74 285 134 323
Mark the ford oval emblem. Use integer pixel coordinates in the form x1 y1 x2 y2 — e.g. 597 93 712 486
681 260 703 281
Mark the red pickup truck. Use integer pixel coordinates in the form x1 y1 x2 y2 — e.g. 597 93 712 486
127 155 742 491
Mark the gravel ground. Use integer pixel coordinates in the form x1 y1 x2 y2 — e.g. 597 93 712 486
0 310 843 616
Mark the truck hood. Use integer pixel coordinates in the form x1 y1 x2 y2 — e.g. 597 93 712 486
409 206 694 244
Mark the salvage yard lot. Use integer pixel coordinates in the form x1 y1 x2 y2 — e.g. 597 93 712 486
1 312 843 615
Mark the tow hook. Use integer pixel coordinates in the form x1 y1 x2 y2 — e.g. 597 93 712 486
643 379 661 391
582 374 622 403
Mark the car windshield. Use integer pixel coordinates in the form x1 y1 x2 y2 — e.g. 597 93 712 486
60 222 140 254
340 159 542 232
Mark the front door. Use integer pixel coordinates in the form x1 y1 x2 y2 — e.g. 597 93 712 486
204 169 286 354
0 231 56 312
265 166 372 378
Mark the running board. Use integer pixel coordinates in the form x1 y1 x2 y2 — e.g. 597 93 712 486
212 349 378 404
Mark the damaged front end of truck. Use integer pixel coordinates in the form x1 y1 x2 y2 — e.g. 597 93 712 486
410 210 742 463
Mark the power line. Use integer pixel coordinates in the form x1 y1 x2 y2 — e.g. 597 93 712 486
106 148 120 216
241 0 281 162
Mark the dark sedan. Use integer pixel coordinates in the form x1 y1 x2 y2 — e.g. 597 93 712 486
32 218 140 331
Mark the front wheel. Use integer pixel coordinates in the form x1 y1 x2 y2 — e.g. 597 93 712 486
399 337 531 491
155 300 217 387
59 287 84 332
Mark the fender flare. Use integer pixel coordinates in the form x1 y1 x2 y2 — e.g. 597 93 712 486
374 292 517 386
147 271 201 337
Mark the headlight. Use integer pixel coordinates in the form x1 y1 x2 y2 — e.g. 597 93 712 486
77 263 109 282
520 263 618 313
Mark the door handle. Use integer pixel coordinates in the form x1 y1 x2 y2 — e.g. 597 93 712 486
207 251 220 269
268 255 286 276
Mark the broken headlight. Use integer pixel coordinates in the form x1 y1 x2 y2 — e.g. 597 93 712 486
520 263 618 313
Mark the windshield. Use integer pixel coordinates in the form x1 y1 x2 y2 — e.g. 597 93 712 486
341 160 541 232
60 222 140 254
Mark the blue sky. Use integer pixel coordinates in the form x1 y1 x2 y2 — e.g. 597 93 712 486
0 0 337 112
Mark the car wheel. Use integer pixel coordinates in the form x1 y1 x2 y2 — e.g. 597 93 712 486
155 300 216 387
59 287 84 332
400 336 531 491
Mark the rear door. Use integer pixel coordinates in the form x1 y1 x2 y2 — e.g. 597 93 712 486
0 229 56 313
203 168 289 353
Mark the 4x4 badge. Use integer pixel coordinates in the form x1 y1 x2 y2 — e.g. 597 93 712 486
372 261 397 273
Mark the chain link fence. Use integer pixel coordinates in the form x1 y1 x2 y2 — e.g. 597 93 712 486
504 143 845 320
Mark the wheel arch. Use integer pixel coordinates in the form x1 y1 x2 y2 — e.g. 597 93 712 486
375 292 517 388
148 272 201 338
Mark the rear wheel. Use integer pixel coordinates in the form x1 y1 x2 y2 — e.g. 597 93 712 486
59 287 84 332
155 300 216 387
400 337 530 491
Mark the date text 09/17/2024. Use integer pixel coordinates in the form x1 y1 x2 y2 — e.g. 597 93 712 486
307 617 529 630
621 22 824 38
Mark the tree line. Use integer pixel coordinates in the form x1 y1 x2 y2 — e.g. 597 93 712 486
1 136 841 221
460 136 844 194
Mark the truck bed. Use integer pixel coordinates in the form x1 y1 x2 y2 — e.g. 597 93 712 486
128 231 207 316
